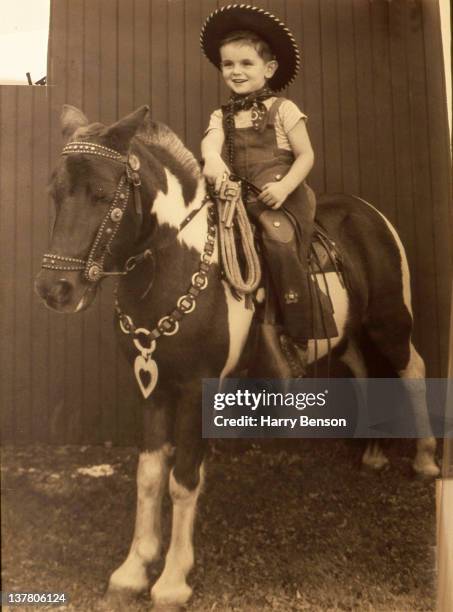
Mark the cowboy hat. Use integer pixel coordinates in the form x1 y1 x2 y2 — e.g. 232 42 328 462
200 4 300 91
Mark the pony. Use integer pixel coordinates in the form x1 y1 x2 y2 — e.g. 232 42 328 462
35 105 439 608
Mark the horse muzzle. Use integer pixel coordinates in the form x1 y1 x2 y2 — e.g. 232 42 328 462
34 271 96 313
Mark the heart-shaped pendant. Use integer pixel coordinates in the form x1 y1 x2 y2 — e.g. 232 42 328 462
134 354 158 399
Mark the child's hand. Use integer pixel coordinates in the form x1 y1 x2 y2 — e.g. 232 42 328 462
258 181 290 209
202 154 230 193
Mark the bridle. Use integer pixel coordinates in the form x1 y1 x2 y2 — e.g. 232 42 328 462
41 138 218 400
41 141 144 283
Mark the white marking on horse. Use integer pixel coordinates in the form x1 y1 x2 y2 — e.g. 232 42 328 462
360 198 412 315
398 343 439 477
220 283 254 378
152 171 218 262
108 447 171 593
307 273 349 363
151 465 205 606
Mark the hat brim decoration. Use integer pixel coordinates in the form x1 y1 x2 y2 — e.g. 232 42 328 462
200 4 300 92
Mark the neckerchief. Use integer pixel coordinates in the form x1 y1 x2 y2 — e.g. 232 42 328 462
222 86 274 167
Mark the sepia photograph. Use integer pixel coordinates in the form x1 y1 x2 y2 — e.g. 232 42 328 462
1 0 452 610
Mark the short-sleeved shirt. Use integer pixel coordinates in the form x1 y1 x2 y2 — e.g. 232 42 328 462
206 97 307 151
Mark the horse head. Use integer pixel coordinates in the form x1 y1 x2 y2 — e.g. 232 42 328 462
35 104 162 312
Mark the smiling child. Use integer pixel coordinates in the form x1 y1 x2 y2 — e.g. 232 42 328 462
200 5 338 347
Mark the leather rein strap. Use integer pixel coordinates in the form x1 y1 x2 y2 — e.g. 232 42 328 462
42 141 143 283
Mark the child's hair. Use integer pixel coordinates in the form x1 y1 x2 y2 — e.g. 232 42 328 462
219 30 276 62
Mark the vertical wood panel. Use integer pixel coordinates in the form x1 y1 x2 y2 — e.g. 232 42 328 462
168 0 185 138
302 0 325 193
370 0 396 220
336 0 360 195
99 0 119 444
285 1 304 111
388 0 420 329
82 0 102 443
133 0 151 108
100 0 119 125
421 0 452 377
352 0 379 203
65 0 85 443
118 0 135 116
185 0 202 154
84 0 101 119
31 88 51 442
0 87 17 442
406 0 440 375
320 0 342 192
14 89 34 443
48 0 68 442
117 0 137 444
201 0 220 137
151 1 169 124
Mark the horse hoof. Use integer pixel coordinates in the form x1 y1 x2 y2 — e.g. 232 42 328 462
361 459 390 474
412 460 440 479
362 455 389 472
107 565 149 596
151 581 192 609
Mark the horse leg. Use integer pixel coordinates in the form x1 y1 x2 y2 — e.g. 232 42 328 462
367 310 439 477
397 342 439 477
340 339 390 470
151 399 205 607
108 407 171 595
151 463 204 607
107 448 170 594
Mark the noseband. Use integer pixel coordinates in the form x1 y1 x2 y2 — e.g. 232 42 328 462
42 141 142 282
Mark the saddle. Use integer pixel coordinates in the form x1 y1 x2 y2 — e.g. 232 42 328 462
309 223 343 276
213 179 344 377
245 224 344 378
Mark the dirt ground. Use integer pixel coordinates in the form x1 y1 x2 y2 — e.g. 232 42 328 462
1 440 438 611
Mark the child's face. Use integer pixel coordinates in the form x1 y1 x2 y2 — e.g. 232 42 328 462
220 42 277 95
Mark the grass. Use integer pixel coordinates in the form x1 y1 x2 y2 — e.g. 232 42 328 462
1 440 437 611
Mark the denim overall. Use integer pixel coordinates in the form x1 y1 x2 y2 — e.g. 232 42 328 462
226 98 338 340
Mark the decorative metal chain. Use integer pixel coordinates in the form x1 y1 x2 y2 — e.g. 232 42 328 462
114 197 217 399
115 202 217 344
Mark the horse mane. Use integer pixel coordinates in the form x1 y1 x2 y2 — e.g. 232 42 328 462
136 117 201 180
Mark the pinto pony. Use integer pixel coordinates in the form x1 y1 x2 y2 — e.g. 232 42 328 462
35 106 438 608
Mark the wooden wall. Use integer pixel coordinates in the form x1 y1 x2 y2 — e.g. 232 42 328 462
0 0 451 444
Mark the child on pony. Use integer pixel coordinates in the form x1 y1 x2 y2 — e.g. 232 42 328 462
200 5 338 351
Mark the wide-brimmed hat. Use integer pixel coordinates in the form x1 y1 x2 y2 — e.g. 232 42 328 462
200 4 300 91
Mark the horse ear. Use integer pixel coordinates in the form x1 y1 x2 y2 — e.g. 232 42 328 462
103 106 150 153
61 105 89 141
